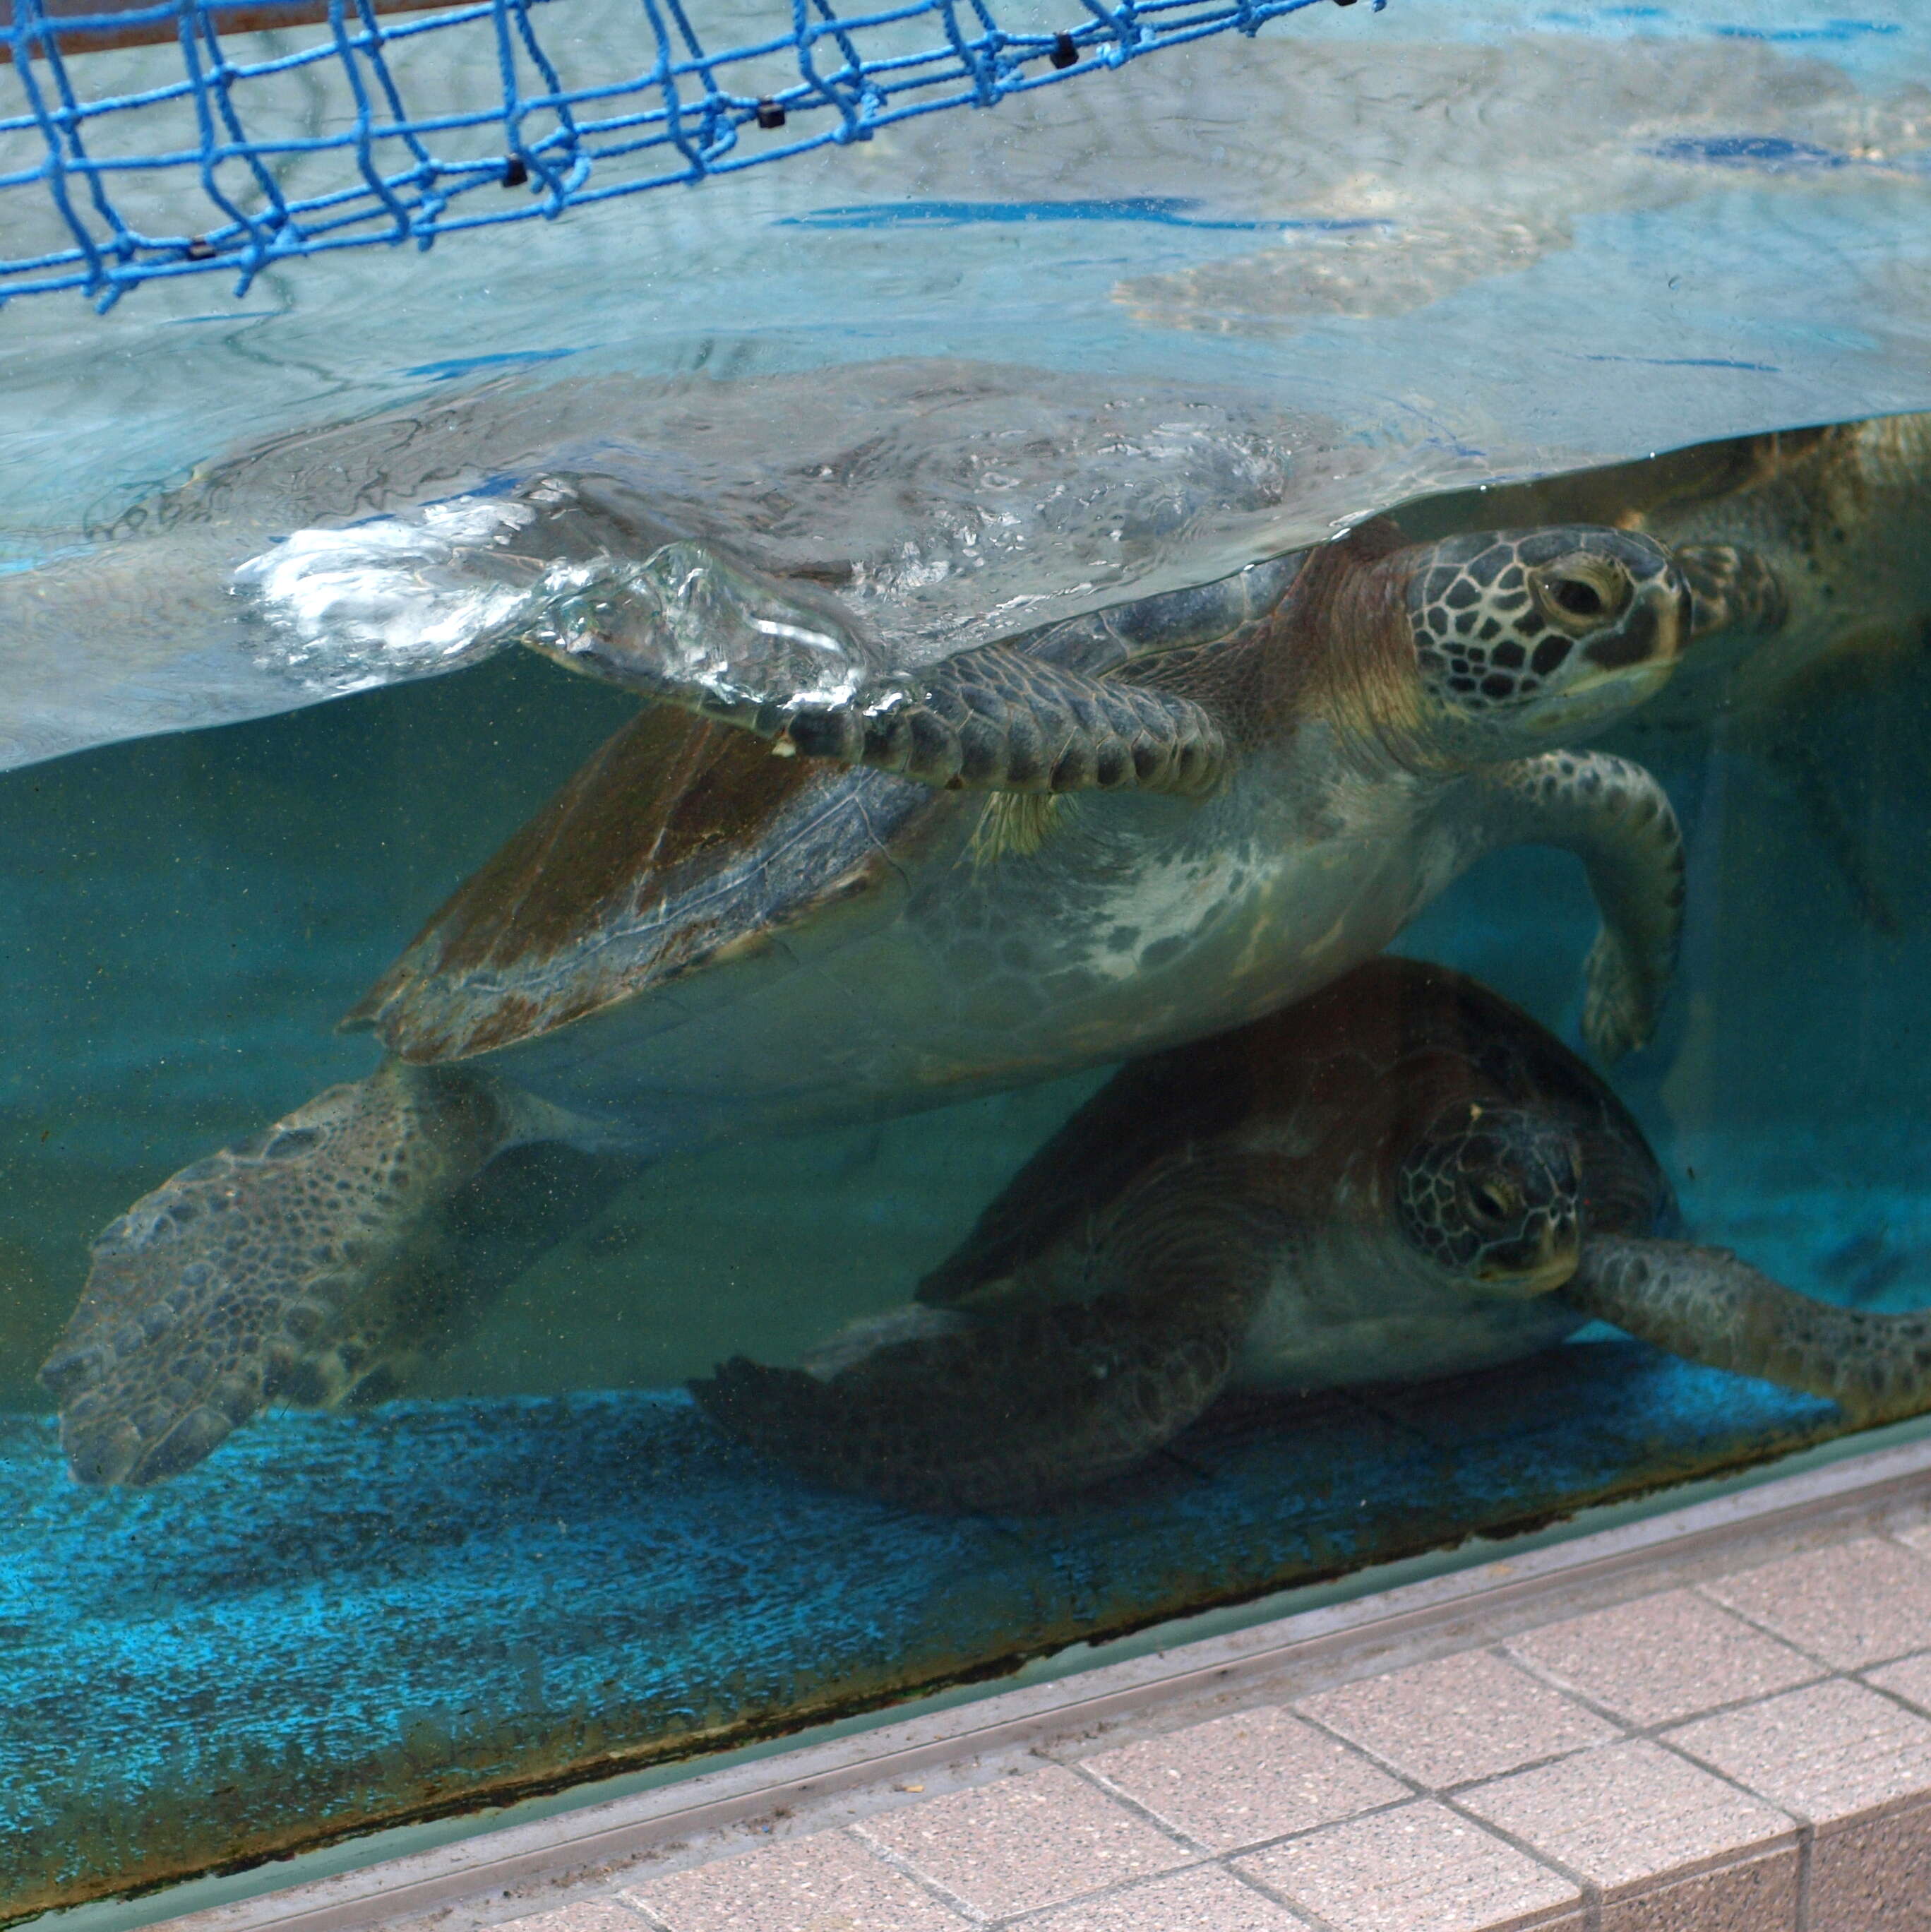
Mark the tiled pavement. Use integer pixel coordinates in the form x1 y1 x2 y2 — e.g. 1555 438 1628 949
429 1520 1931 1932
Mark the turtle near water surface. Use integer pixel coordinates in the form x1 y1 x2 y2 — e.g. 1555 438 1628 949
43 517 1697 1488
1399 411 1931 929
697 957 1931 1511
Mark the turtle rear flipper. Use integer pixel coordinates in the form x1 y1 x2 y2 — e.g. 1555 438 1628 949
40 1063 520 1486
1566 1235 1931 1426
694 1182 1286 1512
693 1285 1249 1513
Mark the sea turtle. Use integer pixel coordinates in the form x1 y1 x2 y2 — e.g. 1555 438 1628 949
1396 411 1931 928
41 516 1697 1489
695 956 1931 1511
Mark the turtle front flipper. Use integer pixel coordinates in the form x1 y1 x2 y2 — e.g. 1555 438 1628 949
38 1062 522 1486
772 646 1231 797
534 590 1232 798
1566 1235 1931 1427
693 1190 1283 1511
1466 751 1685 1062
1675 543 1788 643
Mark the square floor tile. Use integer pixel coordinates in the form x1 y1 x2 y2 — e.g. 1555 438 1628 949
491 1909 650 1932
1022 1864 1312 1931
855 1765 1192 1919
1702 1538 1931 1669
1458 1739 1790 1897
1666 1679 1931 1826
1301 1650 1618 1788
1506 1590 1818 1727
1596 1848 1798 1932
1808 1801 1931 1932
1081 1703 1405 1849
1867 1651 1931 1715
1238 1799 1581 1932
621 1831 964 1932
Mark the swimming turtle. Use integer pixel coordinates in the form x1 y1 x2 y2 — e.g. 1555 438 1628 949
41 516 1697 1489
695 956 1931 1511
1397 411 1931 928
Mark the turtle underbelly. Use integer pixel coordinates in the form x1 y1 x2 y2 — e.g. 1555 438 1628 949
1233 1246 1587 1390
489 765 1445 1153
1233 1302 1588 1390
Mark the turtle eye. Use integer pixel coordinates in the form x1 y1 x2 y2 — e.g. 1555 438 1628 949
1531 555 1633 633
1467 1180 1518 1226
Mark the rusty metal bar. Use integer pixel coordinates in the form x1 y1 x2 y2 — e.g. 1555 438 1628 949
1 0 464 62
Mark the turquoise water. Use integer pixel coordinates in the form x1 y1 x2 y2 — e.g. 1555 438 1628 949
6 0 1931 1919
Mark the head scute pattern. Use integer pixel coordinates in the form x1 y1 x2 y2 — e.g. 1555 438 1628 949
1408 527 1684 713
1395 1101 1584 1292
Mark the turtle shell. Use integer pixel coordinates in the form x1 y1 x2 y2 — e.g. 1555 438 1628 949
345 553 1305 1064
1391 423 1843 545
918 955 1674 1309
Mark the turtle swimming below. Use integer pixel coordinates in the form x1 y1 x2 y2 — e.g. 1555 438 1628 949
696 956 1931 1511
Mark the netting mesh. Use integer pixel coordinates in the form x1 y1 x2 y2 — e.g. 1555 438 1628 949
1 0 1378 308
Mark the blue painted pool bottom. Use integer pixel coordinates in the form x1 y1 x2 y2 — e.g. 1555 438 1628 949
0 1340 1853 1924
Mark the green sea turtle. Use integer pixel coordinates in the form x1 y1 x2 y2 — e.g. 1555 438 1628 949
695 956 1931 1511
41 517 1697 1488
1397 411 1931 927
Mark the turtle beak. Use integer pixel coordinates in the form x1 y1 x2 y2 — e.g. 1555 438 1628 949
1475 1215 1582 1299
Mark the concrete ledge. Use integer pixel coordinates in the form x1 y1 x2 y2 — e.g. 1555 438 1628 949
135 1434 1931 1932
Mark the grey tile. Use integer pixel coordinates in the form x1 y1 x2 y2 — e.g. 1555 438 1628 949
1808 1800 1931 1932
1666 1679 1931 1827
1458 1739 1790 1897
1300 1650 1618 1789
1701 1538 1931 1669
1236 1799 1581 1932
855 1765 1192 1919
1081 1703 1405 1850
486 1910 650 1932
621 1830 964 1932
1021 1864 1311 1931
1867 1650 1931 1716
1595 1848 1798 1932
1505 1590 1818 1727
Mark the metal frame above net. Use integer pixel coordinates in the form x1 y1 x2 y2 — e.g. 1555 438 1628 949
1 0 1381 309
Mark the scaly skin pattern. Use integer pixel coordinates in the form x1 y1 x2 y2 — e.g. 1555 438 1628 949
40 1064 510 1486
1458 751 1687 1063
781 645 1232 796
1567 1236 1931 1427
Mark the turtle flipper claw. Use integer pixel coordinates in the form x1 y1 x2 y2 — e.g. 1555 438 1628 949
41 1063 510 1486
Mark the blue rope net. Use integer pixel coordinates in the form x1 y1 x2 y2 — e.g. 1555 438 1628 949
1 0 1381 309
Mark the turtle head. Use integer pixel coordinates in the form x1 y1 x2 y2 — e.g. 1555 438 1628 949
1394 1101 1582 1299
1399 527 1690 757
